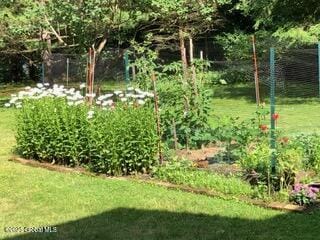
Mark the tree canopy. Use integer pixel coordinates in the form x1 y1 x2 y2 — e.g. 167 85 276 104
0 0 319 55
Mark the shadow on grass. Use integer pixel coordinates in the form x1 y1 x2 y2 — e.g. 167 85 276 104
5 207 320 240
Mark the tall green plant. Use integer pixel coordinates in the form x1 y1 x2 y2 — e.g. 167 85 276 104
16 98 158 175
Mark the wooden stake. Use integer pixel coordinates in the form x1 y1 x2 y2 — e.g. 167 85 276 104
152 72 163 164
132 65 136 81
172 118 178 150
179 28 188 80
189 37 197 96
91 49 96 104
252 35 260 105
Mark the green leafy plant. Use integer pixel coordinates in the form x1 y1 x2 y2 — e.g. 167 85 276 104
290 183 319 206
16 98 158 175
293 134 320 173
153 158 253 197
213 116 262 162
276 143 304 190
239 139 304 192
131 42 213 149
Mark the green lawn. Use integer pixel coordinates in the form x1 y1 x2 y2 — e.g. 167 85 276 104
1 83 320 239
212 83 320 135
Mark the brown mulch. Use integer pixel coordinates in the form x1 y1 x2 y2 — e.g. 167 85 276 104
175 146 221 168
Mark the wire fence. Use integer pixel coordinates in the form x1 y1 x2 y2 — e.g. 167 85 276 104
42 49 126 87
1 40 320 136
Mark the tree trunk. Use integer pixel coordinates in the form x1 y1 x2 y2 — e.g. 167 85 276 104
42 30 53 85
95 31 109 56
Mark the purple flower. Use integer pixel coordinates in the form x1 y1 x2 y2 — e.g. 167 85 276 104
290 183 319 205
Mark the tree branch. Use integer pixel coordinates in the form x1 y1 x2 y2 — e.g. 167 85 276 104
44 15 68 46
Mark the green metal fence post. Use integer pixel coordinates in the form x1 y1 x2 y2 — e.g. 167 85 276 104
318 42 320 97
124 50 130 85
270 47 276 173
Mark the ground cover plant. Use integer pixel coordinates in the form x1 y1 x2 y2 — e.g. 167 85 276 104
153 158 254 197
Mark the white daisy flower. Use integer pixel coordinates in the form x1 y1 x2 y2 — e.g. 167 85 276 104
114 90 122 95
137 99 145 105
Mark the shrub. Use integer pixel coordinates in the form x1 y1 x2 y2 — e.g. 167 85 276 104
16 98 158 175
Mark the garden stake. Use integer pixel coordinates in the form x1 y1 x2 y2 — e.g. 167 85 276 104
132 65 136 81
270 47 276 174
41 62 45 85
252 35 260 106
124 50 130 86
86 48 91 102
172 118 178 150
152 72 164 164
189 37 198 97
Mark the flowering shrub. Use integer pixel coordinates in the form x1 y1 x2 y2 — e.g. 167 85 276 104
5 83 85 108
290 184 319 206
15 95 158 175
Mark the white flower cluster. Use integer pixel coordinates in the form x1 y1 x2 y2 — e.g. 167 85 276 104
94 87 154 110
4 83 85 108
5 83 155 120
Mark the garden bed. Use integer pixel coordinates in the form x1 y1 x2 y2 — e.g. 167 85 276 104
175 146 241 175
9 156 315 213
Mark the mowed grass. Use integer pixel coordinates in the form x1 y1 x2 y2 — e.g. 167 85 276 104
212 83 320 135
1 84 320 239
